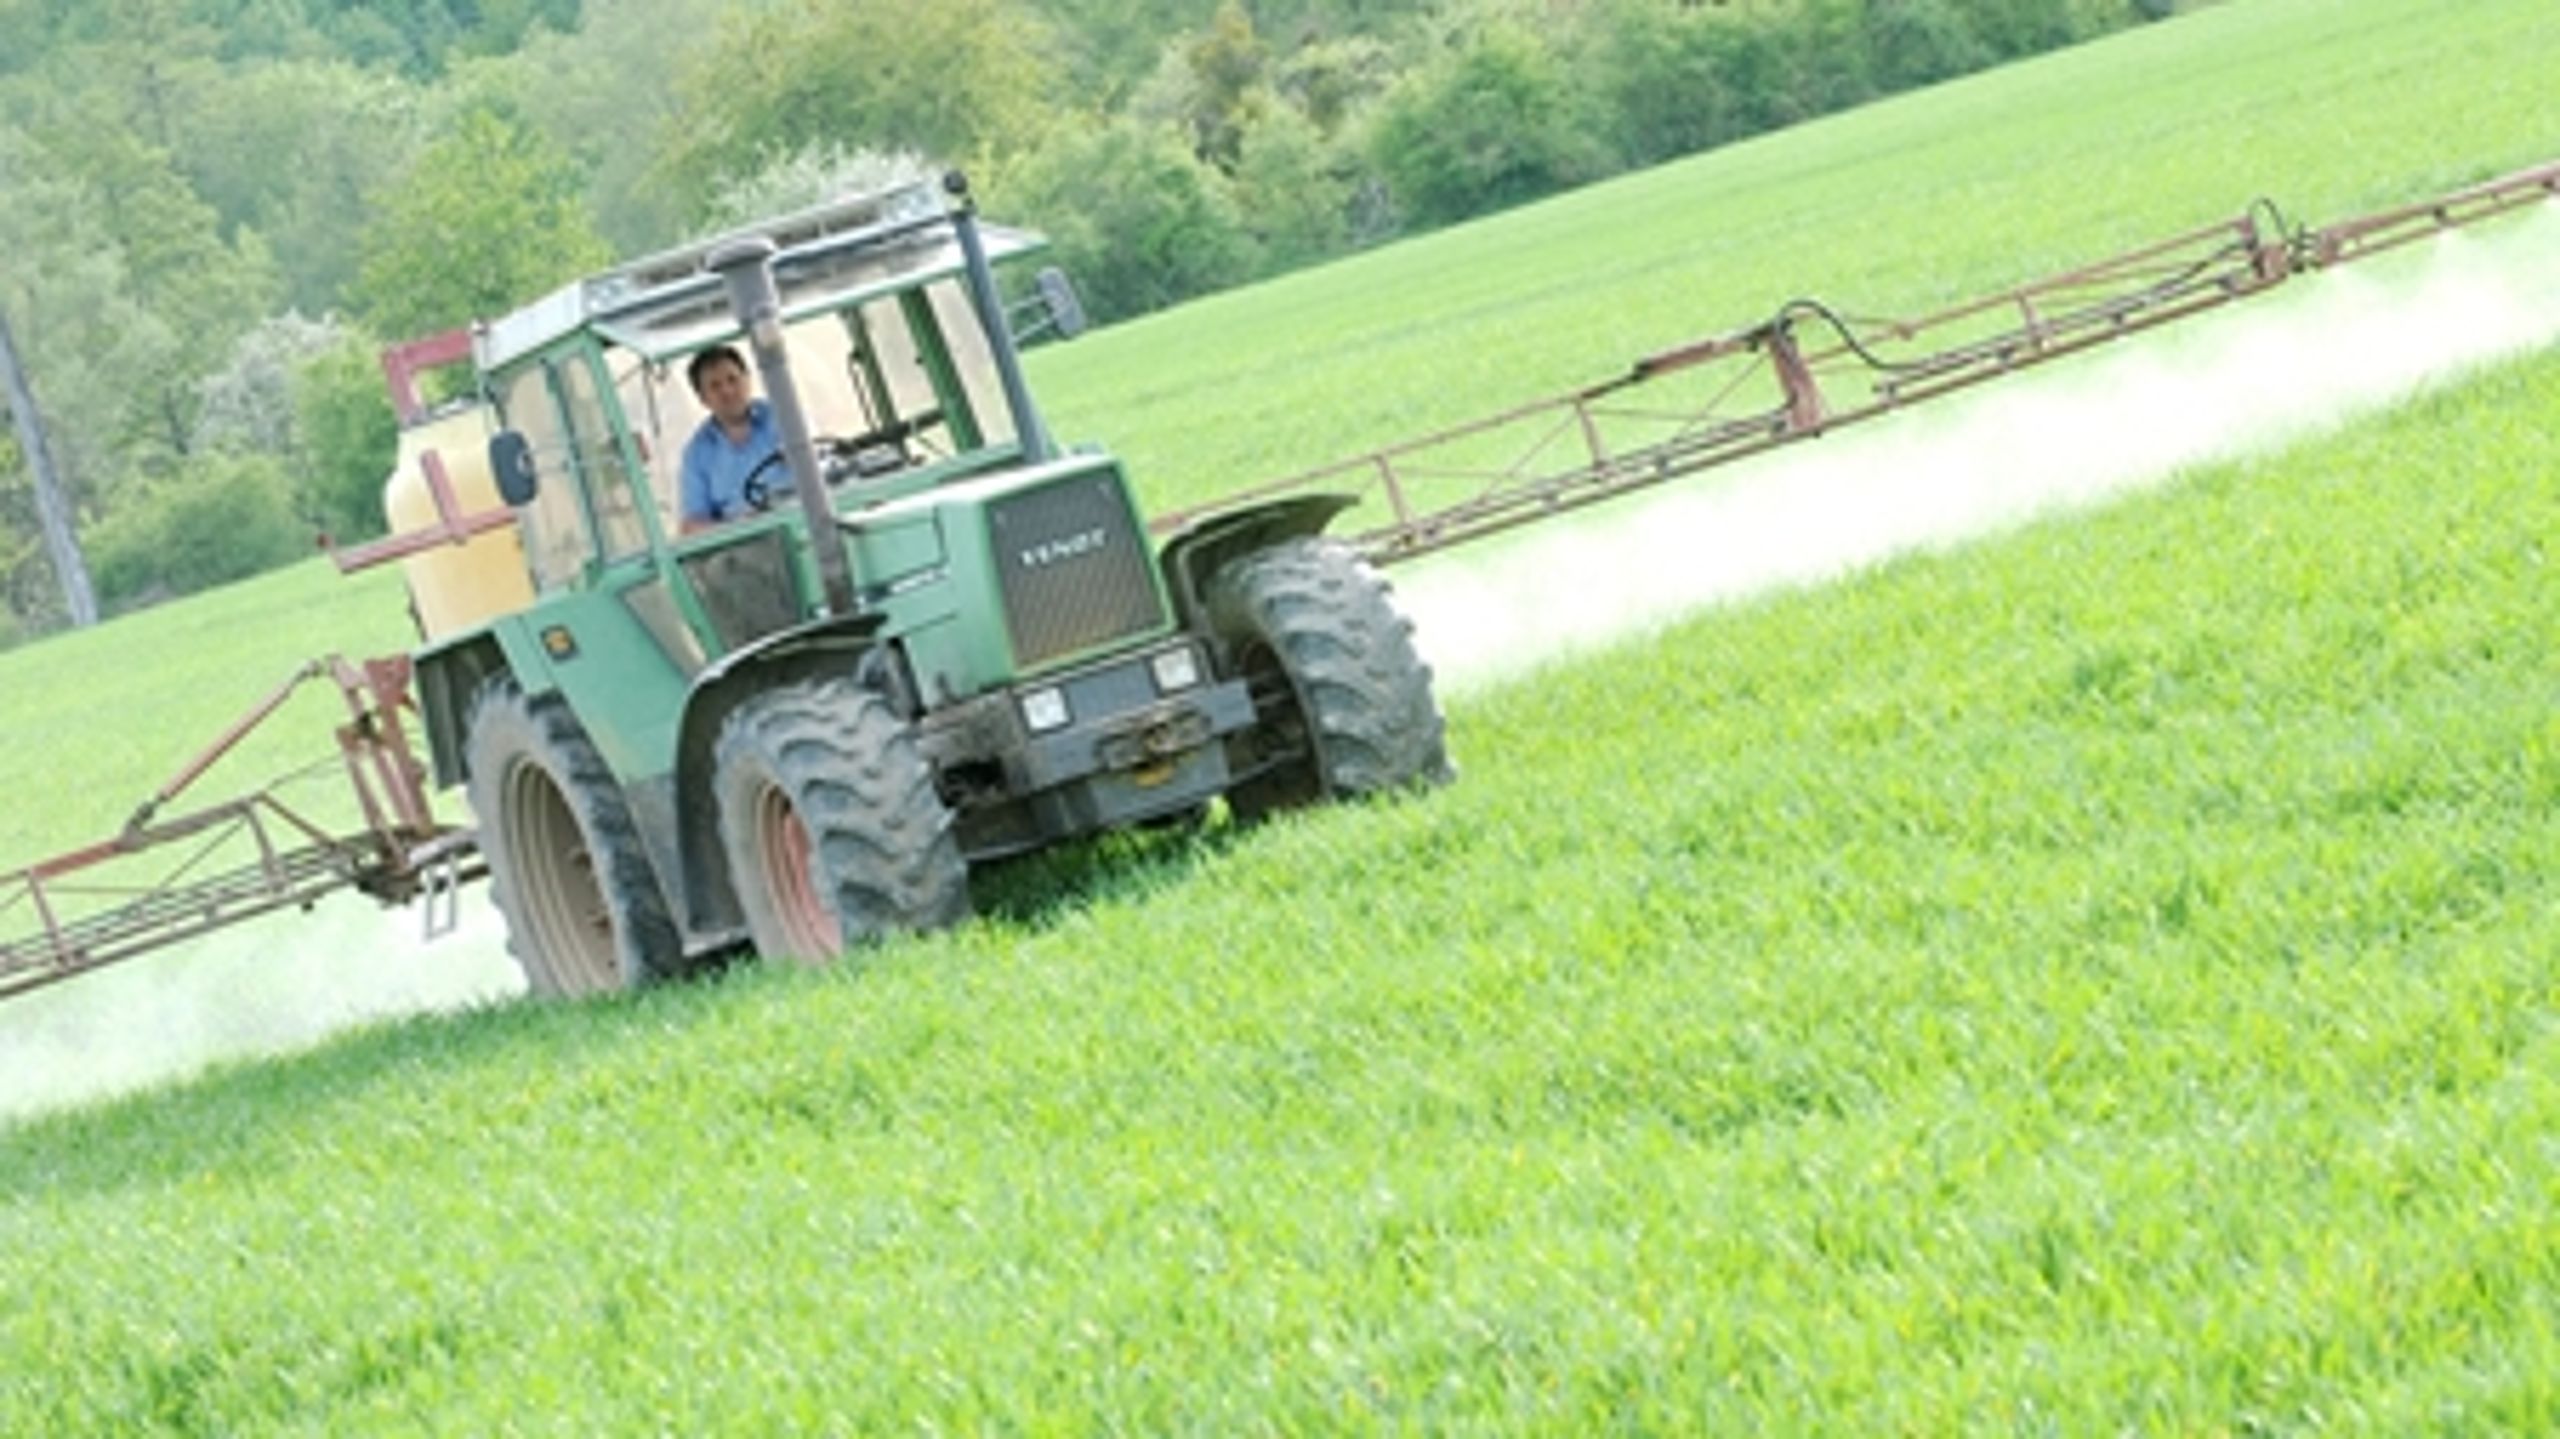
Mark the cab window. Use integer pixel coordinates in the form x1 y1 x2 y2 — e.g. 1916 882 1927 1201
499 364 591 589
557 349 650 560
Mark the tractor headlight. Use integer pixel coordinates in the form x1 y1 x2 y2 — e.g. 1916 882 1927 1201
1021 685 1071 734
1149 645 1201 694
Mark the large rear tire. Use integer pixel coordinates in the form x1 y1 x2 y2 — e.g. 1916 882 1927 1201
1205 536 1453 822
464 678 683 998
711 677 969 963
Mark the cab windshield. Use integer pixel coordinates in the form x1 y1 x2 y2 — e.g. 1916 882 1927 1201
613 275 1021 527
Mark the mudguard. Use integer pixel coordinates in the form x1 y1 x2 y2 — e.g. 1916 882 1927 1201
1156 493 1359 629
668 611 893 936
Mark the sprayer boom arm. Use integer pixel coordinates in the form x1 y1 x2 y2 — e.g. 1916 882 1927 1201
0 657 478 1003
1154 155 2560 565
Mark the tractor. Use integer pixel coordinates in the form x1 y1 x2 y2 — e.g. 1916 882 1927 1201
394 174 1451 995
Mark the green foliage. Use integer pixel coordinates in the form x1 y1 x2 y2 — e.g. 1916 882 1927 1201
1951 0 2089 57
1368 23 1605 228
1864 0 1996 91
1582 0 1822 167
290 332 400 545
352 104 610 341
1180 0 1267 168
447 0 584 59
84 140 280 467
446 0 725 254
1018 0 1223 103
0 431 51 634
699 145 935 234
996 119 1256 322
1576 0 2104 173
1274 34 1397 135
1019 0 1437 105
1233 104 1354 270
84 451 311 610
0 129 242 507
167 61 426 313
189 0 584 76
0 0 42 76
192 311 338 460
658 0 1053 214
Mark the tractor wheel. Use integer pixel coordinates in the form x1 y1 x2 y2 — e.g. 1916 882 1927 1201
464 678 684 998
711 676 969 963
1204 535 1453 823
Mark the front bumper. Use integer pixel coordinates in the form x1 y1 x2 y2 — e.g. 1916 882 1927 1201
923 643 1259 843
1026 681 1252 833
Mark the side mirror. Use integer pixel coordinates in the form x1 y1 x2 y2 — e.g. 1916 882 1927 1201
488 430 539 506
1008 267 1089 345
1036 267 1087 341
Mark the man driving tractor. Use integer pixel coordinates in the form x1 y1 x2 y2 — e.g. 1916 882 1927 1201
676 344 782 533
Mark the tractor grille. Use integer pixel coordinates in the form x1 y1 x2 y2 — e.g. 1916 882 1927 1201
989 470 1161 671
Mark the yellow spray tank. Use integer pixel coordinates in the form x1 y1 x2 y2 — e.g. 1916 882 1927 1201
331 329 533 642
380 403 531 641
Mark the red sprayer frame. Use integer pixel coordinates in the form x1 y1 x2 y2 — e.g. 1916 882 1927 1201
0 657 478 1002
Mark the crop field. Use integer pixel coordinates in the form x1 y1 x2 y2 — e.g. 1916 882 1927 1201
5 345 2556 1429
3 0 2559 1428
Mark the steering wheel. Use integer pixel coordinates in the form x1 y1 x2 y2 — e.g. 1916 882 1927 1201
739 449 792 511
821 410 948 479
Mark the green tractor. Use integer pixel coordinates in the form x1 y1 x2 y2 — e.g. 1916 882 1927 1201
394 174 1450 995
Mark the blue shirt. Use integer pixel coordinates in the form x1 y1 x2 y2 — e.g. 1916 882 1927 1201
678 400 782 525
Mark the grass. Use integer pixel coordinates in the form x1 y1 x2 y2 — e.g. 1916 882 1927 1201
0 559 412 864
4 343 2554 1430
2 0 2558 1428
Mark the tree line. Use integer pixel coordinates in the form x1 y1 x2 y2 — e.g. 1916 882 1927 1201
0 0 2176 642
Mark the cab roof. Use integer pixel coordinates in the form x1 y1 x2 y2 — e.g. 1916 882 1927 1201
474 178 1043 374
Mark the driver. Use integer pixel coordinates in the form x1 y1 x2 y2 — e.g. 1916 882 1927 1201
677 344 783 534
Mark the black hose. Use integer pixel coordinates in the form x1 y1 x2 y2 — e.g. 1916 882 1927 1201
1763 206 2283 380
1767 298 1939 374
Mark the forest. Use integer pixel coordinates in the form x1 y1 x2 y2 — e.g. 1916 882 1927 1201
0 0 2172 638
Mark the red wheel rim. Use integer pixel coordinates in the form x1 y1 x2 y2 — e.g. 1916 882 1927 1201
500 759 617 993
752 781 837 960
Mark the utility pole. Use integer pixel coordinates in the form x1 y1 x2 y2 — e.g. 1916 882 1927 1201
0 303 98 629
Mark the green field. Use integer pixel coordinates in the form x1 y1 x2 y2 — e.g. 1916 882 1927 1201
4 0 2559 1428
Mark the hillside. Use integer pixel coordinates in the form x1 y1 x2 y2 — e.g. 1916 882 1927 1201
2 0 2558 1427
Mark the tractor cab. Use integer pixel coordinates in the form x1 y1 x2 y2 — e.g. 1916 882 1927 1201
475 177 1071 670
